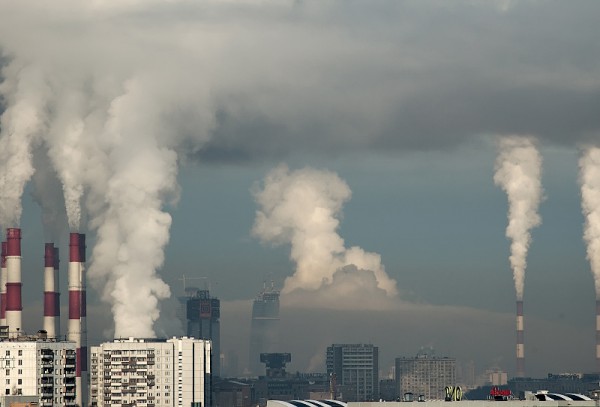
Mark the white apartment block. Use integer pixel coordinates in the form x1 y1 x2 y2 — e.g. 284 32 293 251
0 338 78 407
90 337 211 407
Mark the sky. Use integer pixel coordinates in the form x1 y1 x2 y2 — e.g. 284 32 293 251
1 0 600 380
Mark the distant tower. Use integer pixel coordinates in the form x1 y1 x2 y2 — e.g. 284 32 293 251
184 287 221 377
248 281 280 375
516 300 525 377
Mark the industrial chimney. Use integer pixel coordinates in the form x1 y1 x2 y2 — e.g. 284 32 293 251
596 300 600 372
0 241 6 327
5 228 22 338
516 300 525 377
43 243 60 338
68 232 87 407
79 233 88 406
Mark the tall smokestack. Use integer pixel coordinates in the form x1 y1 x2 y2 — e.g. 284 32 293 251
516 300 525 377
43 243 60 338
54 247 60 337
5 228 22 338
596 300 600 372
68 232 85 406
1 241 6 327
79 233 87 406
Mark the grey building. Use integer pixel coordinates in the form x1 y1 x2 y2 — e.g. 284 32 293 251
248 282 280 375
395 348 456 400
326 344 379 402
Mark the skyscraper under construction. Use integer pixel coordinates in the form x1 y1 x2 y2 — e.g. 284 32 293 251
184 287 221 377
248 281 280 375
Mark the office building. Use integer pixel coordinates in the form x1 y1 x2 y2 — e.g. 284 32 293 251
89 337 211 407
0 336 78 407
395 348 456 400
248 282 280 375
185 287 221 376
326 344 379 402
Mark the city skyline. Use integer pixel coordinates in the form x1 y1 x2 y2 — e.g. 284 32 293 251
1 0 599 380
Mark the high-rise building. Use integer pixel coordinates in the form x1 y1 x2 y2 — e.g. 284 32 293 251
89 337 212 407
185 288 220 377
326 343 379 402
395 348 456 400
0 336 78 407
248 282 280 375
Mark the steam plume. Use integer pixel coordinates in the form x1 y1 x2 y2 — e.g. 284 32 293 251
579 146 600 297
0 64 49 227
252 165 397 299
494 136 543 300
0 2 214 337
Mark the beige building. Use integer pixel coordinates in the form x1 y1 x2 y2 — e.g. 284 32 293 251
395 348 456 400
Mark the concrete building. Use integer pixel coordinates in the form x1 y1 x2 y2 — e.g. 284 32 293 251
326 344 379 402
0 336 78 407
185 288 221 377
395 348 456 400
249 282 280 375
89 337 212 407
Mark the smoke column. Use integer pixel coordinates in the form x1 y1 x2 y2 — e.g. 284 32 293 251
494 137 543 299
494 136 543 378
0 65 49 228
252 165 397 297
578 146 600 371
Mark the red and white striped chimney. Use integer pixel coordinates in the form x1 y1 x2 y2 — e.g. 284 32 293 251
43 243 60 338
596 300 600 372
54 247 60 337
79 233 88 407
516 300 525 377
68 232 87 406
5 228 22 338
0 241 7 327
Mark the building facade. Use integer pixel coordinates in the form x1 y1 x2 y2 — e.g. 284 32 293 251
395 348 456 400
248 282 280 375
89 337 211 407
185 288 221 377
0 338 78 407
326 344 379 402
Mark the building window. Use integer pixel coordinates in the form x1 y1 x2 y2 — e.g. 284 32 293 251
5 379 9 384
5 369 8 375
17 360 22 366
5 351 9 356
5 389 8 395
17 369 22 375
17 379 21 385
17 350 22 356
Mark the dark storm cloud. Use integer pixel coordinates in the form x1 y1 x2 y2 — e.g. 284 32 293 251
190 0 600 162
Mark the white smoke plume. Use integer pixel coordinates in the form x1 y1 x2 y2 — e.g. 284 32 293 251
252 165 398 303
579 146 600 298
494 136 543 300
0 1 214 337
0 64 50 228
